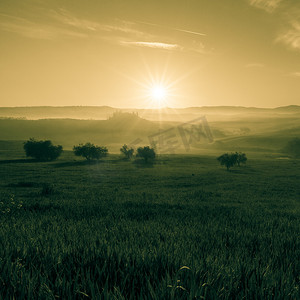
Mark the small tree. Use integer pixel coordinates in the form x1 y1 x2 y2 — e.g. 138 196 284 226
24 138 63 161
120 144 134 159
217 153 238 171
73 143 108 161
236 152 247 166
136 146 156 163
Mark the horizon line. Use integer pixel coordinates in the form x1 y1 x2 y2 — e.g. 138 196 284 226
0 104 299 110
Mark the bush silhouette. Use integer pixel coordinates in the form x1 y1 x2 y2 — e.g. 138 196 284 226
23 138 63 161
73 143 108 160
120 144 134 159
217 153 238 171
236 152 247 166
136 146 156 163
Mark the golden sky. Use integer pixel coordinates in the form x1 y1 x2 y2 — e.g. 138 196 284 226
0 0 299 108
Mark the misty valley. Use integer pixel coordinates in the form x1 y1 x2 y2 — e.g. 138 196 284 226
0 105 299 153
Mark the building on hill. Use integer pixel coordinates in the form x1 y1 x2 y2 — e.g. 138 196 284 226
108 111 139 120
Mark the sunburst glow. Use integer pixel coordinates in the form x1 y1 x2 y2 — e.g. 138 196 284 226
151 85 167 100
146 84 170 108
114 57 189 109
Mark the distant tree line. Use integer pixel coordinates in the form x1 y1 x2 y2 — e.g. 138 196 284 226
23 138 157 163
22 138 252 169
20 136 300 180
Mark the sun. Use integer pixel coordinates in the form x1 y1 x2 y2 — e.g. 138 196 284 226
151 85 167 101
118 60 186 109
147 84 169 108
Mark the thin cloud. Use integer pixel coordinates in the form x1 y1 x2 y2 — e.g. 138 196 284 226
120 20 209 54
120 41 181 50
50 9 144 37
120 40 212 55
0 10 150 41
0 9 209 54
248 0 283 13
49 9 99 31
174 28 206 37
276 21 300 51
136 20 206 37
0 13 86 39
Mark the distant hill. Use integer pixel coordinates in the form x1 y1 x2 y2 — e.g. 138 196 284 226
0 112 162 149
212 125 300 152
0 106 116 120
273 105 300 113
0 105 299 120
106 111 153 128
0 105 299 153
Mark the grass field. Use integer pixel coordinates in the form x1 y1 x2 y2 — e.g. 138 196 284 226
0 148 299 299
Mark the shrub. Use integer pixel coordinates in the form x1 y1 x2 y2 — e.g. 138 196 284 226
120 144 134 159
73 143 108 160
236 152 247 166
136 146 156 163
23 138 63 161
217 153 238 170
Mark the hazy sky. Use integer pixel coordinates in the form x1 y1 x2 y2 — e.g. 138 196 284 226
0 0 299 108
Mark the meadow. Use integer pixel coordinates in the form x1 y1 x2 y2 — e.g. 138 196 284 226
0 146 299 299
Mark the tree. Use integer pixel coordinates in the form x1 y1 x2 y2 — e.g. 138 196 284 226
136 146 156 163
217 153 238 171
23 138 63 161
73 143 108 161
236 152 247 166
120 144 134 159
283 138 300 158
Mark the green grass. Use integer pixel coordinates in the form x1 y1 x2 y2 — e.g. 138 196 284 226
0 150 299 299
